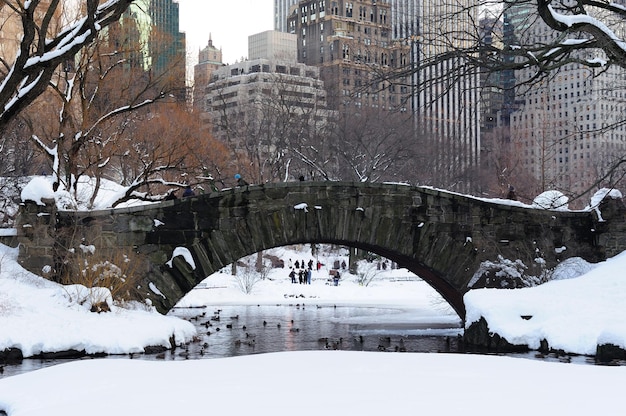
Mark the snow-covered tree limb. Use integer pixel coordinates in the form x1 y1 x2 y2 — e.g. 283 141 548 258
538 0 626 67
0 0 135 131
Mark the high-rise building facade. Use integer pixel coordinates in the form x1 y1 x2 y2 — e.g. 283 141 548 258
278 0 480 190
113 0 186 83
506 2 626 200
389 0 481 189
275 0 301 32
199 32 334 182
287 0 411 111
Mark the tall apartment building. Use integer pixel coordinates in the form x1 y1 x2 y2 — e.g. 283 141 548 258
385 1 481 188
198 32 333 181
202 57 332 181
287 0 412 111
203 59 329 128
506 2 626 199
193 36 224 111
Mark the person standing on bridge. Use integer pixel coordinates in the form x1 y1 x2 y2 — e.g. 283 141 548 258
506 185 517 201
182 185 195 198
235 173 249 187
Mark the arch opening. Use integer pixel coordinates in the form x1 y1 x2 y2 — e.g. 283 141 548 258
180 241 464 321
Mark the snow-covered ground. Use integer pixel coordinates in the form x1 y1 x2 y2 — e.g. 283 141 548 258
1 243 626 415
2 351 625 416
2 177 626 414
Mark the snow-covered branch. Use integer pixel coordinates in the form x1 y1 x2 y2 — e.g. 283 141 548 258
0 0 134 130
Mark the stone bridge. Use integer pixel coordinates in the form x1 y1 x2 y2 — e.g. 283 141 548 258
16 182 626 320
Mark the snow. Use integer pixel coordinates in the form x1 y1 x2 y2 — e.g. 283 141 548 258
294 202 308 212
588 188 623 221
20 176 55 206
0 245 195 359
547 4 626 55
3 178 626 414
166 246 196 270
1 352 625 416
532 189 569 210
1 241 626 414
465 250 626 355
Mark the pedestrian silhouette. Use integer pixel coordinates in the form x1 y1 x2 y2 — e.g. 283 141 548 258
182 185 195 198
235 173 249 187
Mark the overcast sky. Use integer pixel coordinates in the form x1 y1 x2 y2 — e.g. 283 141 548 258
177 0 274 66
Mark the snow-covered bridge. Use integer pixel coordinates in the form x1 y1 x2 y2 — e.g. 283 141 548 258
17 182 626 319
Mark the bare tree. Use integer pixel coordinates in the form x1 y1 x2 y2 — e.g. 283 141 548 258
385 1 626 93
207 71 336 184
108 103 230 207
330 105 421 183
17 8 199 208
0 0 135 133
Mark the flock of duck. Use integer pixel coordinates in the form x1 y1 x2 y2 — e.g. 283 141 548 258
169 304 417 359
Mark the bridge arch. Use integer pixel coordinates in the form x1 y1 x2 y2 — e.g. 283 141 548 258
17 182 619 320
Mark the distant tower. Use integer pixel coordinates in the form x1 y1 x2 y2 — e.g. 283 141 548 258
193 35 224 110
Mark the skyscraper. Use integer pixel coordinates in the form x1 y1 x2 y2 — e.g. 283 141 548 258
389 0 481 190
287 0 411 111
278 0 480 190
112 0 186 85
199 31 333 182
274 0 301 32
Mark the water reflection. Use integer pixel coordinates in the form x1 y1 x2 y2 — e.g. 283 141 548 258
169 304 463 358
0 304 463 378
6 303 614 380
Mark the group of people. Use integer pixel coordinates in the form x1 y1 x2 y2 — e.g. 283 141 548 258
287 258 318 284
289 267 312 284
286 258 342 286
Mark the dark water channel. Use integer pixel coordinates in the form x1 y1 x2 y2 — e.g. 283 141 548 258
1 303 612 379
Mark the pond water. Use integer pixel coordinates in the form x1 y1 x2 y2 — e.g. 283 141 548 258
0 303 608 379
169 304 463 358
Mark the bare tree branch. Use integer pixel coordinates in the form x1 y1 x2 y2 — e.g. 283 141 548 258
0 0 134 131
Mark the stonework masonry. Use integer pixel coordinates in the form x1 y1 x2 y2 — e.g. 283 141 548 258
16 182 626 319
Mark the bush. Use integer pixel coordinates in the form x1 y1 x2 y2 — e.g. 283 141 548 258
59 247 144 310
